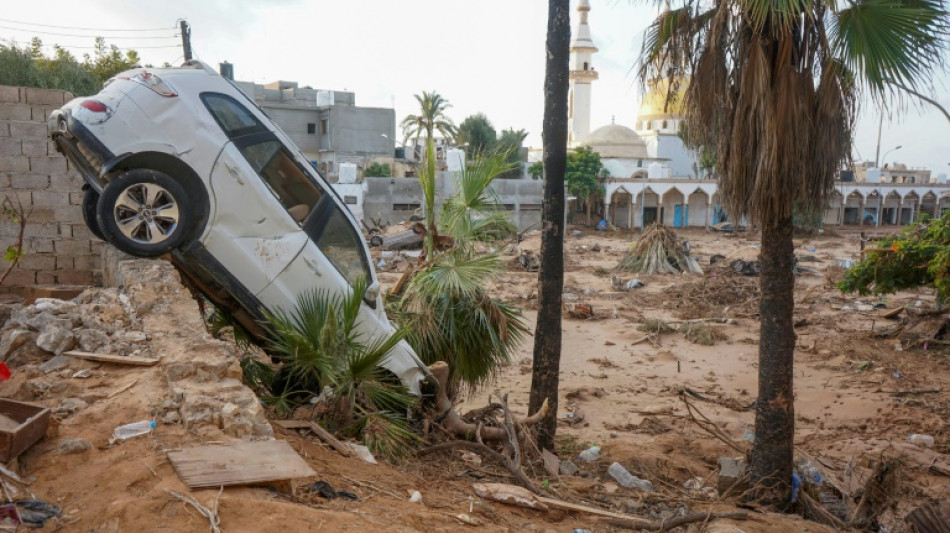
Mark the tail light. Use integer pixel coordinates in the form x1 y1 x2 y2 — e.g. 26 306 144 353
79 100 109 113
131 71 178 97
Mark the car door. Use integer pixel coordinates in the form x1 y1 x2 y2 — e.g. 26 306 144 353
202 139 309 295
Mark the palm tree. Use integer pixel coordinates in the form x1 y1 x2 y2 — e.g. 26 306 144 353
400 90 458 150
440 148 517 244
639 0 947 505
528 0 571 452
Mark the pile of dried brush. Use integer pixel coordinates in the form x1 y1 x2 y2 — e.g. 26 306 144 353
616 223 702 274
663 268 761 319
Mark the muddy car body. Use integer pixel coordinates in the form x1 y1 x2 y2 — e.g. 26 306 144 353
49 61 429 392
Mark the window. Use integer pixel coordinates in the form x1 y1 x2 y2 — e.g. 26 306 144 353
393 203 420 211
662 120 668 129
320 119 329 134
238 139 324 224
583 61 589 70
315 205 371 287
200 93 267 138
307 123 316 134
344 195 358 205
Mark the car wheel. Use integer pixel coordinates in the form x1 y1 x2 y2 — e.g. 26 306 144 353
81 188 105 241
97 169 191 257
369 235 384 247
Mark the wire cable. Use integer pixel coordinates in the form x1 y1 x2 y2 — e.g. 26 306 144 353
0 38 180 51
0 25 178 39
0 17 174 32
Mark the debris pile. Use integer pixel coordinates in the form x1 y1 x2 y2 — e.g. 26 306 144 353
662 270 761 319
616 223 702 274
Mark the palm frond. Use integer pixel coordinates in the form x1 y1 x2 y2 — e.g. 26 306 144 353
354 410 419 461
409 251 500 298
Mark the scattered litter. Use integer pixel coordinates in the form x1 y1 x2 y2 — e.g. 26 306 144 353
346 442 378 464
835 258 855 269
455 513 479 526
113 420 155 440
71 369 92 379
13 500 59 528
559 460 579 476
408 490 423 503
623 279 644 290
518 250 540 272
577 445 600 462
729 259 759 276
0 363 10 381
0 503 19 531
709 254 726 265
307 480 358 501
473 483 548 510
607 462 653 491
905 500 950 533
909 434 935 448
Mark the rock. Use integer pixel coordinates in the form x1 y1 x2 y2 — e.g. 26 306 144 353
559 460 579 476
717 457 749 496
76 329 111 352
6 341 47 367
56 438 92 455
71 369 92 379
25 312 72 332
112 330 148 344
36 325 76 355
162 411 181 424
0 303 20 326
33 298 79 315
571 230 584 238
40 355 72 373
0 329 36 360
52 398 89 417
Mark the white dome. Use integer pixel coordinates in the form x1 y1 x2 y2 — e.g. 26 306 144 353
580 124 648 159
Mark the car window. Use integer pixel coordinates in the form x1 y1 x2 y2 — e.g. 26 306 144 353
201 93 267 138
316 205 371 287
238 139 324 225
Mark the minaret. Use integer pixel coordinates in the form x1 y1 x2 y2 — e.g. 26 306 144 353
568 0 598 145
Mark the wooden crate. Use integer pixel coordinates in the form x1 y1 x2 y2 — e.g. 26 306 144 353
0 399 50 462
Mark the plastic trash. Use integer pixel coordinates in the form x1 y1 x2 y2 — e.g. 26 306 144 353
347 442 378 464
577 445 600 462
908 434 935 447
408 490 423 503
797 461 823 485
623 279 645 290
113 420 155 440
607 462 654 491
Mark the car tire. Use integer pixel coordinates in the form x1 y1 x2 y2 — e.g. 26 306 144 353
97 169 191 257
369 235 384 248
81 188 105 241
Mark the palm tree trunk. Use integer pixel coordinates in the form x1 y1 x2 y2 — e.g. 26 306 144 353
528 0 570 451
749 216 796 505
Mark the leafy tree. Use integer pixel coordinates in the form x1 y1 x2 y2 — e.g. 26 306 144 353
839 211 950 305
363 162 391 178
528 162 544 180
496 128 529 179
400 91 457 150
566 146 605 223
456 113 497 157
639 0 947 505
0 37 140 96
528 0 570 451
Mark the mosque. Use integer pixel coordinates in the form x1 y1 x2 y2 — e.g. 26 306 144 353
566 0 949 229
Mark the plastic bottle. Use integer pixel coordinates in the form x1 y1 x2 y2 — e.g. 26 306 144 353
607 462 654 491
908 434 935 447
797 461 823 485
577 445 600 462
113 420 156 440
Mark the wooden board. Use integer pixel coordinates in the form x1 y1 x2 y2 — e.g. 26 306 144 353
64 350 159 366
167 440 316 488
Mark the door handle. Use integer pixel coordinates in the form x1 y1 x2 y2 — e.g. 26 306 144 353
304 257 322 276
224 163 245 185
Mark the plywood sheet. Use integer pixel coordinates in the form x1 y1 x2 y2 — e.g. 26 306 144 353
168 440 316 488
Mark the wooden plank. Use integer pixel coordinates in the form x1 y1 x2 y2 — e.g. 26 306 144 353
168 440 315 488
272 420 351 457
64 350 159 366
536 496 646 521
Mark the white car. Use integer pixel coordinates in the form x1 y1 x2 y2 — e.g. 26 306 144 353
49 61 429 393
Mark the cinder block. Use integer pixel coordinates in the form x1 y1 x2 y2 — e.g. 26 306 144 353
0 156 29 172
3 269 35 285
0 124 9 137
28 239 53 254
21 140 47 156
10 173 49 189
35 271 56 285
29 156 66 174
0 139 20 156
24 223 61 238
68 192 84 205
72 254 101 271
24 207 58 224
30 191 69 207
18 253 56 271
0 173 10 188
57 270 94 286
0 104 32 121
48 173 82 191
24 88 66 106
0 87 20 104
9 121 48 140
70 225 97 241
54 239 90 256
31 106 53 122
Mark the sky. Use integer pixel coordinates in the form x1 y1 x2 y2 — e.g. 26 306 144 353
2 0 948 176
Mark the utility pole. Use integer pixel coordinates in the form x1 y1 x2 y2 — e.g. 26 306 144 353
874 113 882 168
179 20 192 61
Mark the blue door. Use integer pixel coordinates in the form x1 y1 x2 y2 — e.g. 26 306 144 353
673 205 689 227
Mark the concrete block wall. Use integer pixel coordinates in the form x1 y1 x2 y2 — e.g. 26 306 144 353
0 85 102 291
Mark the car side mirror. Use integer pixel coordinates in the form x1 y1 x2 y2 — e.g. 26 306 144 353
364 281 381 301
